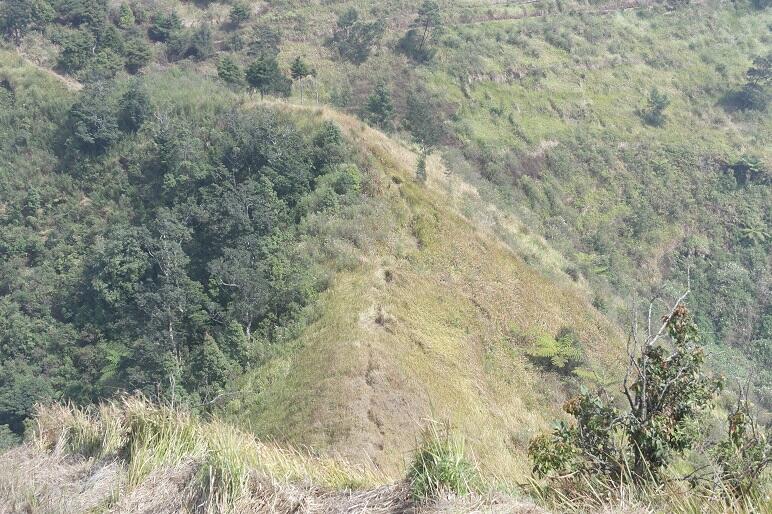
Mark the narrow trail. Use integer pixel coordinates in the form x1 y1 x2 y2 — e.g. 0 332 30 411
14 50 83 91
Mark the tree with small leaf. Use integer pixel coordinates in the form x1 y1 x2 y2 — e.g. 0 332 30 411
188 333 230 400
217 55 243 85
246 55 290 98
0 0 54 45
530 296 724 485
330 8 384 65
229 2 249 27
365 82 394 130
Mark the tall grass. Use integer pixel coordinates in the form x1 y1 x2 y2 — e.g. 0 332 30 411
30 396 379 512
527 466 772 514
407 422 481 501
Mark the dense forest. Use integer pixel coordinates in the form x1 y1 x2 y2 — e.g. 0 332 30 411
0 64 371 435
0 0 770 511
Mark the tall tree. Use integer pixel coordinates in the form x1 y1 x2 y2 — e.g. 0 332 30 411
398 1 442 63
365 82 394 130
290 56 314 103
329 8 384 65
246 55 290 98
0 0 54 45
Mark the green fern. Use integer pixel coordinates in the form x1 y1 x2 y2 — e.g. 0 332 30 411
526 328 584 374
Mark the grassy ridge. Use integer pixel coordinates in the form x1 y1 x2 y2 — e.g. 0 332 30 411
219 102 625 480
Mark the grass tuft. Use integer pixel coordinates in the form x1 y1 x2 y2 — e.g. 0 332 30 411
407 422 480 501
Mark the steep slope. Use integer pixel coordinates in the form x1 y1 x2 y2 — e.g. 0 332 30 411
0 48 625 481
222 102 626 479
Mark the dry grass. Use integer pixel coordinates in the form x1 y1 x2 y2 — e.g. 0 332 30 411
224 95 626 482
0 398 548 513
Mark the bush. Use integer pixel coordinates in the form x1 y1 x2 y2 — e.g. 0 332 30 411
148 11 181 42
639 87 670 126
329 8 384 65
217 56 243 85
229 2 249 27
407 424 479 501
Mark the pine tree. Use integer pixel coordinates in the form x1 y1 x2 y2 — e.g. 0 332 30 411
189 333 230 396
118 80 151 133
221 320 250 367
217 55 243 85
246 55 290 98
229 2 249 27
290 56 313 103
290 56 312 80
117 2 135 29
366 82 394 129
416 151 427 183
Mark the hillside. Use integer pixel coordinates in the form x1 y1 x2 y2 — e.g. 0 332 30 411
220 100 625 478
0 47 624 477
0 0 770 511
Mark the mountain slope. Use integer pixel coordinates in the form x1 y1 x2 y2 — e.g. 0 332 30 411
221 102 625 478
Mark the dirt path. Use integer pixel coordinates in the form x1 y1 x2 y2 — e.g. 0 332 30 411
15 50 82 91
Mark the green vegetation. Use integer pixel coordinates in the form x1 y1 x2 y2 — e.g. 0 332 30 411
0 55 367 439
0 0 770 511
530 303 769 510
407 424 479 501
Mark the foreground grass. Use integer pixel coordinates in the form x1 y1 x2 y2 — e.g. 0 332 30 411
31 396 381 512
13 398 769 513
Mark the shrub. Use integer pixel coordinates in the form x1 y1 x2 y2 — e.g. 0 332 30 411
639 87 670 126
529 304 723 485
229 2 249 27
217 55 243 85
329 8 384 65
407 424 479 501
